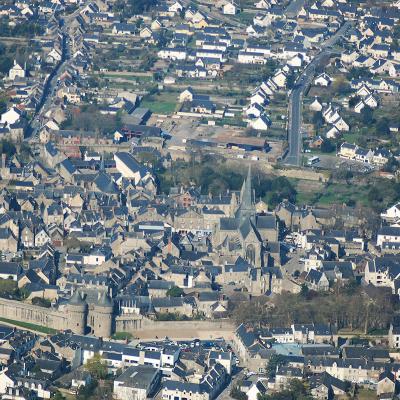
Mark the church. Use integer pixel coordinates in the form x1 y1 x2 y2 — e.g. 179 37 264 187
212 166 278 267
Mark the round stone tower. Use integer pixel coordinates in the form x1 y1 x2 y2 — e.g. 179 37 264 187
66 290 87 335
92 292 114 338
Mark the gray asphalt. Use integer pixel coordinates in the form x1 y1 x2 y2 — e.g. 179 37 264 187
285 0 306 18
284 21 353 166
26 8 82 142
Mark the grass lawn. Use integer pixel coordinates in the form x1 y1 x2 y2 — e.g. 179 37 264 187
141 99 177 114
357 389 377 400
342 131 364 145
295 190 318 205
111 332 133 340
0 317 57 334
291 179 370 207
141 92 179 114
314 182 369 207
102 73 153 81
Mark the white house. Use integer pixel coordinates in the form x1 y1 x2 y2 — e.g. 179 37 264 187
309 97 323 112
250 88 269 106
47 48 62 63
287 53 304 67
238 51 266 64
272 70 287 88
325 125 340 139
357 84 372 98
242 379 268 400
314 73 332 87
354 100 365 113
250 113 271 130
158 48 187 61
255 0 271 9
377 226 400 247
381 202 400 223
260 80 276 95
245 103 264 118
0 107 22 125
8 60 25 80
223 1 238 14
364 94 378 108
114 152 154 186
139 27 153 38
333 117 350 132
169 0 183 13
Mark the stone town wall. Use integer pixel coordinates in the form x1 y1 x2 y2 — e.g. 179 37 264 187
0 298 68 330
0 298 236 341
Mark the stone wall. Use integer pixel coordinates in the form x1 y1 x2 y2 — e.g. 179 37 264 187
0 298 67 330
0 298 236 341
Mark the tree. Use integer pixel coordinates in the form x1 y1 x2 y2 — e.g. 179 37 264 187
77 380 98 400
320 138 335 153
85 354 108 380
333 76 350 95
20 142 31 163
360 106 374 125
0 140 16 157
312 111 324 130
383 157 399 173
266 354 287 378
286 72 296 90
166 286 184 297
299 284 309 298
346 67 372 81
53 392 66 400
258 379 312 399
375 118 390 137
230 386 248 400
349 95 361 108
0 278 18 298
31 297 51 308
334 167 353 182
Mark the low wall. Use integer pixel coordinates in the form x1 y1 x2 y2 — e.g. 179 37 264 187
116 317 235 340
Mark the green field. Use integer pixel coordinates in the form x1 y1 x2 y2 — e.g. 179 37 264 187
102 73 153 82
141 92 178 114
111 332 133 340
295 190 318 205
0 317 57 334
291 179 370 207
314 183 369 206
141 99 177 114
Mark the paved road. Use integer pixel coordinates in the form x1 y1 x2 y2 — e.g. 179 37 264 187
180 0 245 28
26 7 83 142
285 0 306 18
284 21 353 166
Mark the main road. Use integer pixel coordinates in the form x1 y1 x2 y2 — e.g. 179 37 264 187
284 21 353 166
26 6 83 142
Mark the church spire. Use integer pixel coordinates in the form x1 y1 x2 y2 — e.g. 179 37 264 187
100 151 105 172
236 165 255 224
240 165 253 209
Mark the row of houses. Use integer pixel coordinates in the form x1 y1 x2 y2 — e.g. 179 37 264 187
338 142 392 166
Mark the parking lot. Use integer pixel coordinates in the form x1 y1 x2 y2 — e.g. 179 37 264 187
307 154 376 174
